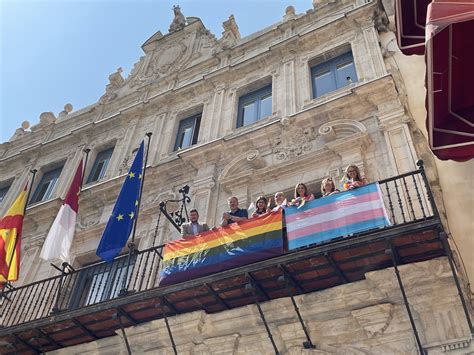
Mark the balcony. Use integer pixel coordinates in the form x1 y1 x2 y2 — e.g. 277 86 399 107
0 162 471 354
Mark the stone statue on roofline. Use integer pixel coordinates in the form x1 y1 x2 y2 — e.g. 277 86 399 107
169 5 186 33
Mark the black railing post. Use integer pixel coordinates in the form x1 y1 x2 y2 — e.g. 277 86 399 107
416 160 440 219
50 262 68 314
386 245 425 354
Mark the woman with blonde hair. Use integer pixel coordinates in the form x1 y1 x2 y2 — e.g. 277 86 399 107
341 164 366 190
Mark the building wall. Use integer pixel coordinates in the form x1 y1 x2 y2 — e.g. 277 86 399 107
378 0 474 295
0 0 472 352
49 258 473 354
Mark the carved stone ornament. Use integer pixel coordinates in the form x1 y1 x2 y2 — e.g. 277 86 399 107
100 67 124 104
318 119 367 142
169 5 186 33
220 15 240 49
351 303 394 338
272 125 317 160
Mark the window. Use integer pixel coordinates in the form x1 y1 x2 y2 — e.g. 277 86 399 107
311 52 357 98
30 166 63 204
0 185 10 204
237 85 272 128
87 147 114 183
174 114 201 151
70 255 136 308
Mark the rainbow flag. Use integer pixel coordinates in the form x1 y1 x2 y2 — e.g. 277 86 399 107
286 183 390 250
159 210 283 286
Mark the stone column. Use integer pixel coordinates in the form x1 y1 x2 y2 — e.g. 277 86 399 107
282 58 296 117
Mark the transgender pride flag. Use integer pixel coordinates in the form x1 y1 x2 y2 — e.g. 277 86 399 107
286 183 390 250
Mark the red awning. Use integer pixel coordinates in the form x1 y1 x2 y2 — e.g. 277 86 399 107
425 0 474 161
395 0 432 55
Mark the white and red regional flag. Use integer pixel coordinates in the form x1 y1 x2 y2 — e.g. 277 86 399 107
40 160 82 263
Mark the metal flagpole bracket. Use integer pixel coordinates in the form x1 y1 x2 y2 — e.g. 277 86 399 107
245 273 280 355
277 265 315 349
158 184 192 233
385 244 426 354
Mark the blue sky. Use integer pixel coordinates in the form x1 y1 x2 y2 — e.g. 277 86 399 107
0 0 312 143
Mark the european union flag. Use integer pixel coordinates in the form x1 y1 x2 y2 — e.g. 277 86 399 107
96 141 144 262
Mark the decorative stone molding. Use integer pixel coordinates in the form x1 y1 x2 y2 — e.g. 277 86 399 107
193 176 216 192
220 15 240 49
169 5 186 33
246 150 266 170
272 125 317 160
38 112 56 127
99 68 124 104
377 107 410 131
351 303 394 338
441 337 472 352
318 119 367 142
283 6 296 21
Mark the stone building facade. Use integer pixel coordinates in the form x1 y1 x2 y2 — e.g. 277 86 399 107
0 0 472 353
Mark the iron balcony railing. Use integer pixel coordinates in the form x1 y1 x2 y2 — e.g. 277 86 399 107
0 163 438 328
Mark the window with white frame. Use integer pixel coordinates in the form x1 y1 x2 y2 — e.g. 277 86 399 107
29 166 63 204
311 52 357 98
174 113 201 151
237 85 272 128
87 147 114 184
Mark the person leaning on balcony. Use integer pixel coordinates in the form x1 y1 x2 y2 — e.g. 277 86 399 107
290 183 315 206
342 164 367 190
321 177 340 197
251 196 269 218
221 196 248 226
181 209 210 239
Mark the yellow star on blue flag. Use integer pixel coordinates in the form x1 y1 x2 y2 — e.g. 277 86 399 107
96 141 144 262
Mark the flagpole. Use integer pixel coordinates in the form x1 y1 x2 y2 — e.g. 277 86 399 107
24 169 38 214
2 169 37 287
80 148 91 190
52 152 86 313
119 132 152 296
130 132 152 245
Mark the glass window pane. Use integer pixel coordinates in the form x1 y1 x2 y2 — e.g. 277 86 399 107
87 148 114 183
180 125 194 149
314 69 336 97
42 179 57 201
242 101 257 126
31 167 62 203
335 57 357 88
259 94 272 119
0 186 10 203
174 115 200 151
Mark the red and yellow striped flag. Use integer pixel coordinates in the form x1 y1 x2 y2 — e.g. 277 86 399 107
0 186 27 283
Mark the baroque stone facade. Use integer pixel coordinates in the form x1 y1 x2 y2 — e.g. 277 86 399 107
0 0 472 353
50 258 472 354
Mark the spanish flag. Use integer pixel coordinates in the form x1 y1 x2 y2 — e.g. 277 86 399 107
0 186 27 283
